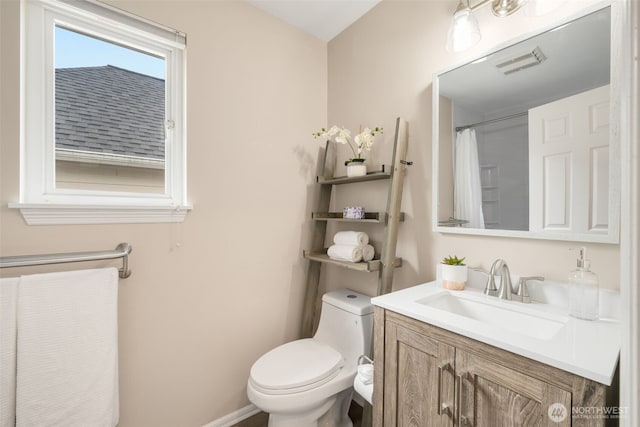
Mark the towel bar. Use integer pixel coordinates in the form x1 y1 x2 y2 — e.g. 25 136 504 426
0 243 133 279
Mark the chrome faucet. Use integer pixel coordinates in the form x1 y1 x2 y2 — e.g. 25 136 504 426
484 259 501 297
484 259 513 300
497 263 513 300
516 276 545 303
485 259 544 303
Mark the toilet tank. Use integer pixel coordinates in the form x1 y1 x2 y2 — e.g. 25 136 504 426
313 289 374 367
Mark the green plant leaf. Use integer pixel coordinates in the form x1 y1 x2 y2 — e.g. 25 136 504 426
442 255 466 265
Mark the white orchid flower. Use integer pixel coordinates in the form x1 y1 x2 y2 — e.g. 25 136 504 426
334 127 351 145
326 125 340 138
314 124 382 162
355 128 375 151
316 125 339 140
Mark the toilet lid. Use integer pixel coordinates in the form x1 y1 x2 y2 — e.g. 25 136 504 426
250 339 344 393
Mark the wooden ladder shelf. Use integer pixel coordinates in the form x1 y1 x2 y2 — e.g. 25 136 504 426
301 117 410 337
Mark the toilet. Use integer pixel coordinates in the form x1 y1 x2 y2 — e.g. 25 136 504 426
247 289 373 427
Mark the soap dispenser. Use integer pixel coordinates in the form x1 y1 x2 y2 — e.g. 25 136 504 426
568 247 599 320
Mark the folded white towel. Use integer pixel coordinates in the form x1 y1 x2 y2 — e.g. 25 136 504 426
16 268 120 427
333 231 369 246
362 244 375 262
327 245 363 262
1 277 19 427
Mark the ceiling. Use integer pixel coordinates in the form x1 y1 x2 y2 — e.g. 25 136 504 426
246 0 382 41
245 0 611 115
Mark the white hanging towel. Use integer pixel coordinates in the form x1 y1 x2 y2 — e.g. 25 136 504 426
16 268 119 427
333 231 369 246
0 277 19 427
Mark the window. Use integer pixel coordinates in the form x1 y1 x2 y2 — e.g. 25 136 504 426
12 0 189 224
55 27 167 194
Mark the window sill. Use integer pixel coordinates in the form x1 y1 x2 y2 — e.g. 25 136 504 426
8 203 191 225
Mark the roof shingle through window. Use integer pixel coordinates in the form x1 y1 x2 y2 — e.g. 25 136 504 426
55 65 165 160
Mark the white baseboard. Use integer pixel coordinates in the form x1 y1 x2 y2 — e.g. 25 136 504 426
202 404 261 427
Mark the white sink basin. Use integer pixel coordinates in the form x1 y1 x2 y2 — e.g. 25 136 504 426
416 292 568 340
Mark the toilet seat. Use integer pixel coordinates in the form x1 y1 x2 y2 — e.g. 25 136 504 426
249 339 344 395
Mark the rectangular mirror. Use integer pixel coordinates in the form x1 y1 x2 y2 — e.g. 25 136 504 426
432 5 619 243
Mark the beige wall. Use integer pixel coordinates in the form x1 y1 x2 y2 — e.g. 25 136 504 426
0 1 326 425
0 0 624 425
325 0 620 296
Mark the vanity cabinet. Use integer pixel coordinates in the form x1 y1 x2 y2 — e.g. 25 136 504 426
373 308 618 427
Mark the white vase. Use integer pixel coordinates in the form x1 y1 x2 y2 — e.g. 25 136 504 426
346 160 367 177
441 264 468 291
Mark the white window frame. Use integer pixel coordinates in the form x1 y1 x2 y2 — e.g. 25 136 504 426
11 0 190 224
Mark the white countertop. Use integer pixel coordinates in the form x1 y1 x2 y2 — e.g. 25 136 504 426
372 272 620 385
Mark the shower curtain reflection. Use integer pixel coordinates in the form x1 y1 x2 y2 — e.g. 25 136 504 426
454 129 485 228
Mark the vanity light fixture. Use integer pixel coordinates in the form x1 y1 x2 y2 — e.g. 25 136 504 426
446 0 481 53
491 0 529 17
446 0 529 53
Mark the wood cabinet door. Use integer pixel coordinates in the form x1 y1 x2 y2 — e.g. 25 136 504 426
383 321 455 427
456 349 571 427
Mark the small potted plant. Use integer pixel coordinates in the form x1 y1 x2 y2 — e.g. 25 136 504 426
313 125 383 177
441 255 467 291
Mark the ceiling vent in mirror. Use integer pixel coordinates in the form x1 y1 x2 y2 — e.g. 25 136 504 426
496 46 547 75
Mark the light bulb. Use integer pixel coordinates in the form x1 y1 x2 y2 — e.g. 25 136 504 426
446 4 481 53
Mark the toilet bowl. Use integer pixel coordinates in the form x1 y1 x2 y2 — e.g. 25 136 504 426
247 289 373 427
